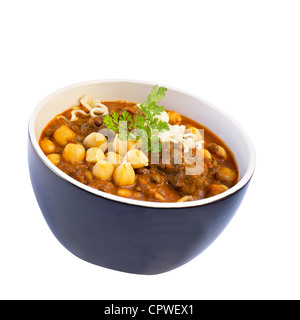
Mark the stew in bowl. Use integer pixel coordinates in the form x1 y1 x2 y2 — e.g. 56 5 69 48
39 85 239 203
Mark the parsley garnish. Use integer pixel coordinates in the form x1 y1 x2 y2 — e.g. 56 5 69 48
103 85 169 152
104 110 134 140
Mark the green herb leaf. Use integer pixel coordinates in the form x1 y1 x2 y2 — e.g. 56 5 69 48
103 85 169 150
148 85 167 104
104 113 119 132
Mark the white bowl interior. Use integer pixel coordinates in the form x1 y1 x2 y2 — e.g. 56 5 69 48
30 80 255 208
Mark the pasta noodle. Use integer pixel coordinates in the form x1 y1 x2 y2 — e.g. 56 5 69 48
58 93 108 122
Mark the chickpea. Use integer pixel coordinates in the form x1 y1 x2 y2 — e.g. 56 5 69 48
113 162 136 187
83 132 107 151
198 149 212 160
53 125 76 146
105 152 123 167
168 111 182 125
112 135 126 155
207 184 229 197
106 142 114 153
123 149 149 169
207 143 227 160
204 149 212 159
86 147 105 163
47 153 61 166
84 171 93 181
127 138 138 151
117 188 144 200
40 138 56 154
113 135 138 156
154 192 165 201
63 143 86 164
100 141 108 153
215 146 227 160
185 125 203 141
215 167 237 184
177 195 194 202
129 139 142 151
92 160 114 180
117 188 132 198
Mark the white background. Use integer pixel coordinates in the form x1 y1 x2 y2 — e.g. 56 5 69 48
0 0 299 300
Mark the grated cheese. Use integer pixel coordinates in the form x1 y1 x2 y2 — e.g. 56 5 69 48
158 125 204 153
155 111 169 123
137 103 204 153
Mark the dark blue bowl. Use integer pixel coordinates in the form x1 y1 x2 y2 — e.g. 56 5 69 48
28 80 255 275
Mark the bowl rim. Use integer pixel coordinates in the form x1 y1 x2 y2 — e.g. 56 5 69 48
28 79 256 208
